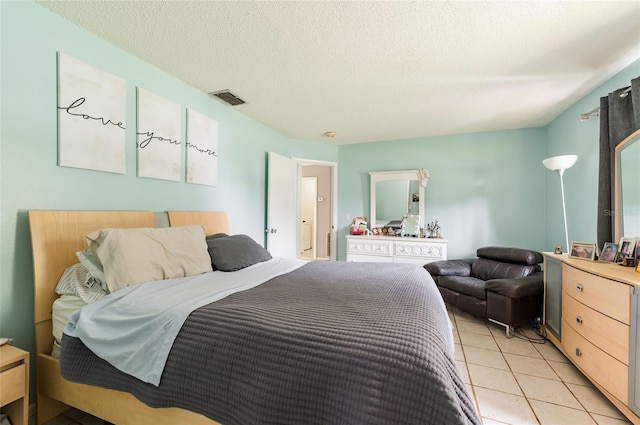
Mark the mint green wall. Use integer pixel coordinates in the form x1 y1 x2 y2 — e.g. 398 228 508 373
545 59 640 249
3 0 639 408
336 60 640 261
0 1 336 398
337 129 547 260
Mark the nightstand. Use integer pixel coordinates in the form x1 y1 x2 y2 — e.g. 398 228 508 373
0 345 29 425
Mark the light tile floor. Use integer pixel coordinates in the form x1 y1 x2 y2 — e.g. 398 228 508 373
448 305 632 425
32 304 633 425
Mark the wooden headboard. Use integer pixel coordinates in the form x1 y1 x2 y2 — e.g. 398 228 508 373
168 211 229 235
29 211 155 355
29 210 229 356
28 210 230 425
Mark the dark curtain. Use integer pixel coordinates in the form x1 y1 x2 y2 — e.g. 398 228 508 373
597 76 640 249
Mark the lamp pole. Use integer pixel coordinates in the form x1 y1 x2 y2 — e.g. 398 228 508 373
558 169 569 253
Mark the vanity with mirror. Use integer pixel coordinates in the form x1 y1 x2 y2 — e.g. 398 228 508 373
345 170 447 264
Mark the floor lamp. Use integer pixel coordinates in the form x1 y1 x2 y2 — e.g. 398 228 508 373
543 155 578 253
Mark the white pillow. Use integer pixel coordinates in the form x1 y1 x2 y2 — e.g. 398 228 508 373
86 225 212 292
77 249 109 293
55 263 107 304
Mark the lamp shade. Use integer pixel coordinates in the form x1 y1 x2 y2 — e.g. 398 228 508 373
542 155 578 172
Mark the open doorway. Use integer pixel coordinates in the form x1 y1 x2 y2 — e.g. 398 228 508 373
299 162 334 261
266 153 336 260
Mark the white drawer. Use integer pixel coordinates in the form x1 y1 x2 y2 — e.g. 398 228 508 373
346 238 394 257
346 254 394 263
394 241 445 261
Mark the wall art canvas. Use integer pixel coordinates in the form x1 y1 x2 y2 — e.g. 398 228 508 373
137 88 181 181
186 109 218 186
57 52 126 174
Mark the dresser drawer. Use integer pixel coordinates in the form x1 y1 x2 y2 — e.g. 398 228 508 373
562 291 629 364
562 264 630 324
0 363 25 406
394 241 445 261
346 238 393 257
346 254 394 263
562 319 628 403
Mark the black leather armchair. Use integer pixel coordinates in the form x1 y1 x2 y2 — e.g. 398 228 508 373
424 247 544 334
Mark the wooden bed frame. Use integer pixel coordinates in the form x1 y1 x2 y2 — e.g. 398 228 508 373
29 210 229 425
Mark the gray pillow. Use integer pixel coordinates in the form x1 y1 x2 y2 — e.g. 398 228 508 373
206 234 271 272
205 233 229 270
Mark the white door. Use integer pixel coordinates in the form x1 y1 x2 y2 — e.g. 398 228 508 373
266 152 298 258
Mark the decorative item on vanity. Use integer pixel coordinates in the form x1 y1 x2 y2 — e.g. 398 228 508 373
425 220 441 238
419 168 429 187
349 217 368 235
569 241 596 261
543 154 578 253
401 214 420 237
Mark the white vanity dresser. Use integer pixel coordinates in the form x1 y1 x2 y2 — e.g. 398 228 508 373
346 235 447 264
346 169 447 265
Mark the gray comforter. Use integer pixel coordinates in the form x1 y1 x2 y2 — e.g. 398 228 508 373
61 261 480 425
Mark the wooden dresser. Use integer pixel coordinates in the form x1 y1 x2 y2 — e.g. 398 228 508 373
345 235 447 265
543 253 640 424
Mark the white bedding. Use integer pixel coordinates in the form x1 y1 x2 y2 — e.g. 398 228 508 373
52 294 87 343
64 257 306 386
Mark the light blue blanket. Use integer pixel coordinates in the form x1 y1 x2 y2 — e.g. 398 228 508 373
64 257 306 386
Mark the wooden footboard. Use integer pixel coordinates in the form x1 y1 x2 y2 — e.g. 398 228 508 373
37 354 219 425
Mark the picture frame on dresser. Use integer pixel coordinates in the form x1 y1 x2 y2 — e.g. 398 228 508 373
618 237 637 262
569 241 596 261
600 242 619 263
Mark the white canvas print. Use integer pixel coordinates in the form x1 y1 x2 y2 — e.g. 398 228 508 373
186 109 218 186
57 52 126 174
137 88 181 181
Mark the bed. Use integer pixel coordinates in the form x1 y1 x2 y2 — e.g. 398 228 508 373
30 210 479 425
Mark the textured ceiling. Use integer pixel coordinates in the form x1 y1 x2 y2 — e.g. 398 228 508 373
36 1 640 145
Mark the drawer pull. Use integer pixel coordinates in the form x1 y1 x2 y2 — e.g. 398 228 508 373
576 283 583 292
575 348 582 357
576 316 583 324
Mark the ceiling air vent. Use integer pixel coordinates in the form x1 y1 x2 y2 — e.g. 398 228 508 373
209 90 246 106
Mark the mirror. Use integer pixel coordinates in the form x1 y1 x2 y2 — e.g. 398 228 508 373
614 129 640 241
370 170 426 235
